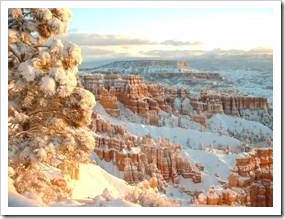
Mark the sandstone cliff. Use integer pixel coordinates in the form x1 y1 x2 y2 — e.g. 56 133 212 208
81 74 270 129
90 113 203 190
196 148 273 206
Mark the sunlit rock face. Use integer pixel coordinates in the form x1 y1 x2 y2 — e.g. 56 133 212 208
196 148 273 207
81 74 270 129
90 113 203 190
97 87 120 117
81 73 272 203
81 74 193 126
199 89 268 115
228 148 273 207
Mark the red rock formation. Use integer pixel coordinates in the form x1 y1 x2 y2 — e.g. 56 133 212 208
81 74 194 125
197 148 273 207
97 87 120 117
81 74 269 129
188 89 269 127
191 114 207 127
200 89 268 116
90 113 203 188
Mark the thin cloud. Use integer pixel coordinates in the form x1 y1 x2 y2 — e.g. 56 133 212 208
140 50 205 58
247 47 272 55
63 33 204 47
80 46 114 56
161 40 203 46
80 46 134 60
63 33 155 46
207 48 273 56
140 48 272 59
62 33 271 60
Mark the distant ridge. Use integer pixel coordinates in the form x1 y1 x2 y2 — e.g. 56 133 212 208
80 59 199 75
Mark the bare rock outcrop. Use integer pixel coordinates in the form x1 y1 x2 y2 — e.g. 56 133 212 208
81 74 193 126
80 74 270 129
199 89 268 116
90 113 203 190
196 147 273 207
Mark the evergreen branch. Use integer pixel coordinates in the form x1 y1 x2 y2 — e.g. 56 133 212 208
8 45 22 63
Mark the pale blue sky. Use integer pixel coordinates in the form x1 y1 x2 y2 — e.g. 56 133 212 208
69 8 272 35
66 8 273 59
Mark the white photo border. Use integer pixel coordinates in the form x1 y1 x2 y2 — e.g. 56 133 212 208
1 1 282 216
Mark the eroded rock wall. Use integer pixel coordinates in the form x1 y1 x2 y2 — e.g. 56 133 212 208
81 74 270 129
90 113 203 190
196 148 273 207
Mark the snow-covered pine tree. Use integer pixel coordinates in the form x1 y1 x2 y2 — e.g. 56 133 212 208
8 8 96 204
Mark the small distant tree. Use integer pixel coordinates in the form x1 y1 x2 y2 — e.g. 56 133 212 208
186 138 190 147
8 8 96 204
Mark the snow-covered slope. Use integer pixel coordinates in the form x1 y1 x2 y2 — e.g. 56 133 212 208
189 56 273 105
93 102 244 195
87 60 197 74
83 60 225 95
9 178 42 207
8 191 41 207
8 162 138 207
9 161 183 207
183 149 236 183
208 114 272 146
90 153 124 179
70 163 130 200
126 122 241 151
117 102 201 130
94 103 242 152
208 114 272 135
